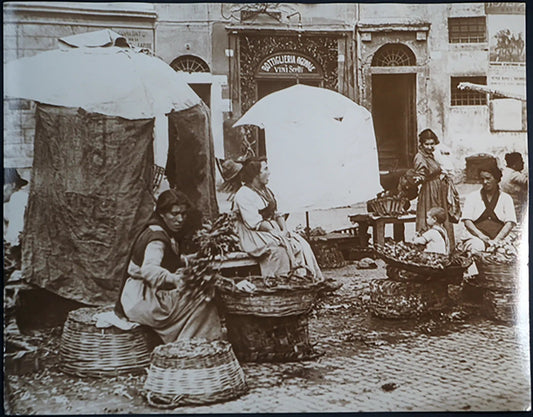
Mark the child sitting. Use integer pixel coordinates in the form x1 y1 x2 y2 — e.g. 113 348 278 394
413 207 450 255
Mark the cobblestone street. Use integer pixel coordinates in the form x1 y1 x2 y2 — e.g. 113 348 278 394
5 260 530 414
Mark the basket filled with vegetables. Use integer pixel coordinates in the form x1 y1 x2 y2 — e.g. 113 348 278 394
375 241 472 282
474 240 518 292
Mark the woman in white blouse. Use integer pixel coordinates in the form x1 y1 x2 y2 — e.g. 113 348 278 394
461 163 516 253
232 157 323 279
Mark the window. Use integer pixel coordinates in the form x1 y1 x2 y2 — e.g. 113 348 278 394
170 55 210 73
448 17 486 43
371 44 416 66
451 76 487 106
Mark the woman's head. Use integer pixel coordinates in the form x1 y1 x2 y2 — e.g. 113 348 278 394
479 163 502 192
427 207 447 226
418 129 439 154
240 157 269 186
155 189 194 233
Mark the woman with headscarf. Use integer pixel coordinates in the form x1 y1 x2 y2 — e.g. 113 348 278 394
229 157 323 279
413 129 457 250
115 189 223 343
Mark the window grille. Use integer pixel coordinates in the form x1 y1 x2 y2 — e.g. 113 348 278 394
451 76 487 106
371 44 416 66
170 55 210 73
448 17 486 43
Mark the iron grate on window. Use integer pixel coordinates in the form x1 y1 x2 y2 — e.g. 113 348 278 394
170 55 210 73
451 76 487 106
371 43 416 66
448 16 486 43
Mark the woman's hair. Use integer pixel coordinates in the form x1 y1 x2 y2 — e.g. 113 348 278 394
418 128 440 146
478 162 502 182
427 207 447 224
505 152 523 167
240 157 267 185
155 189 193 215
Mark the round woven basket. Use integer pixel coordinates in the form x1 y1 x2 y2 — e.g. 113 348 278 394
143 339 248 408
59 307 160 378
475 256 517 292
482 289 518 323
367 196 408 217
225 313 319 363
368 279 449 319
216 276 321 317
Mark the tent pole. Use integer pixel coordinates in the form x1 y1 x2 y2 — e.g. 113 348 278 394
305 211 310 240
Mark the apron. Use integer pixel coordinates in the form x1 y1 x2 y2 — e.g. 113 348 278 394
474 190 504 240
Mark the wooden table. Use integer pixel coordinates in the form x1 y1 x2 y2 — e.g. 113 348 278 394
349 213 416 248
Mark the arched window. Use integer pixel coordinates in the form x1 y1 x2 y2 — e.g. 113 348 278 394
371 44 416 66
170 55 210 73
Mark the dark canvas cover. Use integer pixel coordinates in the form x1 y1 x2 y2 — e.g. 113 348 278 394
22 104 155 305
166 102 219 221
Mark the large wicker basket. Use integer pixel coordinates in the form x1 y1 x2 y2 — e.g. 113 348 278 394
474 255 517 292
216 275 321 317
367 195 408 217
59 307 160 378
225 313 319 363
368 279 449 319
143 339 248 408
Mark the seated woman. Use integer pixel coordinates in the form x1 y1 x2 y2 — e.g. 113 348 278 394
460 163 516 254
231 157 323 280
115 189 223 344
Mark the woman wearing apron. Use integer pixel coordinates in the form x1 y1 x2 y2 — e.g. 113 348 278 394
461 163 516 253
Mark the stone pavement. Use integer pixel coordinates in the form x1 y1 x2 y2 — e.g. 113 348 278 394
5 261 531 414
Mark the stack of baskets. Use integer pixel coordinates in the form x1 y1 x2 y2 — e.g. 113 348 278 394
369 249 469 319
59 307 160 377
216 274 321 362
143 339 248 408
367 195 408 217
474 254 519 323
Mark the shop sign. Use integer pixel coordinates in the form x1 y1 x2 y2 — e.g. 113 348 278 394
258 53 319 75
485 3 525 15
112 28 154 50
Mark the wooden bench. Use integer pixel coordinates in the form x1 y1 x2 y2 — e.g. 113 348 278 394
349 213 417 248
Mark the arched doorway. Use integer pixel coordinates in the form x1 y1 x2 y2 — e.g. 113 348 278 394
254 51 323 155
170 55 211 106
371 43 417 171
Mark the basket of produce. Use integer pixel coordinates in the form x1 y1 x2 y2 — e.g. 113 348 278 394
143 339 248 408
225 313 319 363
367 195 409 217
216 268 322 317
473 241 518 292
375 241 472 280
59 307 160 378
368 278 449 319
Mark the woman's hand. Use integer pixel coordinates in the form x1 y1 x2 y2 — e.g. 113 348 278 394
236 279 256 292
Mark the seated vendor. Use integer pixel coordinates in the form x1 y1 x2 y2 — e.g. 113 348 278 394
115 189 223 344
460 163 516 254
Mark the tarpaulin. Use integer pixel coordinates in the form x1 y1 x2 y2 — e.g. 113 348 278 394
22 104 155 305
166 102 219 221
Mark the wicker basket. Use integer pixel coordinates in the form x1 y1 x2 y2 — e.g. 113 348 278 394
59 307 160 378
143 339 248 408
369 279 449 319
225 313 319 363
475 256 518 292
367 195 408 217
482 289 518 323
216 276 321 317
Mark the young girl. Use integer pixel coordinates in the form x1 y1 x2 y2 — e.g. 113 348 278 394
413 207 450 255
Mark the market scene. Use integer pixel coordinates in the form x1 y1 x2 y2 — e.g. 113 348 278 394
3 2 530 414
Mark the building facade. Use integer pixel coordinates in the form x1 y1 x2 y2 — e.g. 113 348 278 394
4 2 527 176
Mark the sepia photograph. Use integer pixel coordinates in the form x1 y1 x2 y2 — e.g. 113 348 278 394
3 1 530 413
